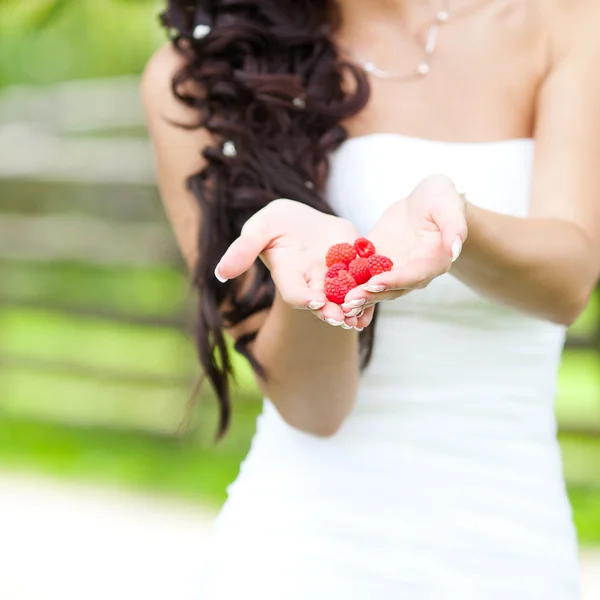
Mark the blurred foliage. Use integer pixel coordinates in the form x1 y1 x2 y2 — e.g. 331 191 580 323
0 0 164 87
0 399 262 509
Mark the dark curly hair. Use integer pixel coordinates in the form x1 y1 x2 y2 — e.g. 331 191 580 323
160 0 375 438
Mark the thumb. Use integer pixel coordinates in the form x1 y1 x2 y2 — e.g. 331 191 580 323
435 204 468 263
215 214 271 282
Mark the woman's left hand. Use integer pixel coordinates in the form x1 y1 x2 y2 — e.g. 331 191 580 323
343 175 468 328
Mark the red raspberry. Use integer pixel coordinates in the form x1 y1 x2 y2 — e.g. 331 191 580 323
325 262 347 279
367 254 394 276
324 270 357 304
326 243 357 268
338 269 358 289
348 257 371 285
354 237 376 258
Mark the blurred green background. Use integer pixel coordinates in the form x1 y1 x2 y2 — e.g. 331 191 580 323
0 0 599 547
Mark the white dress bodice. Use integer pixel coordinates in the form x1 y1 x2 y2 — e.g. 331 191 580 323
202 134 579 600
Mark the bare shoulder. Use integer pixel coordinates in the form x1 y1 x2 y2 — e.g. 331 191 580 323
141 43 211 270
141 43 200 129
528 0 600 233
536 0 600 58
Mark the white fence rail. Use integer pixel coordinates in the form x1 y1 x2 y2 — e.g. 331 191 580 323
0 76 155 184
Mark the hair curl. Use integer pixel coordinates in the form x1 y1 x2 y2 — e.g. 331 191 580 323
160 0 375 438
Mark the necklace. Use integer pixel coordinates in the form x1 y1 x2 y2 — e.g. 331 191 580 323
352 0 452 81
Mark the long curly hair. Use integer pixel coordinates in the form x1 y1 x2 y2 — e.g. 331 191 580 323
160 0 374 438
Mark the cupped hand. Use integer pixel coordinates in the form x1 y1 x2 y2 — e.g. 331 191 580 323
343 175 468 328
215 198 367 329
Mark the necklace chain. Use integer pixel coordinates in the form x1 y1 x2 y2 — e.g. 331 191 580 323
354 0 452 81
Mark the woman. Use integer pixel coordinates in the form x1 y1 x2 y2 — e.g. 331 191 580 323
142 0 600 597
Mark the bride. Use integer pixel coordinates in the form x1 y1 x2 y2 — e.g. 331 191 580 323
142 0 600 598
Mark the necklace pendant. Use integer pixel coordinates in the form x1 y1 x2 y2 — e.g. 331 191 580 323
354 1 452 81
416 63 430 76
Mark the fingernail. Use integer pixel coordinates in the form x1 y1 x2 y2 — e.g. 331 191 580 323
215 263 228 283
340 323 352 330
365 285 386 293
325 318 343 327
345 299 366 309
452 236 463 263
354 327 364 332
307 301 326 310
344 307 362 318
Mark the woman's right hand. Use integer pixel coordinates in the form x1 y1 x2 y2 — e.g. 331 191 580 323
215 199 367 329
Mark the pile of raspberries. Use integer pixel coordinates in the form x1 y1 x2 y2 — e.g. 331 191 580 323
324 238 393 304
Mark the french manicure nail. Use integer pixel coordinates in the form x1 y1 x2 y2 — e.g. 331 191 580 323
325 318 343 327
346 299 366 309
308 301 326 310
344 307 362 318
452 236 463 263
340 323 352 330
354 327 364 332
365 285 386 293
214 263 228 283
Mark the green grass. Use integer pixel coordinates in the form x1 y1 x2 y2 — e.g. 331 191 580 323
0 402 261 508
0 260 260 431
556 351 600 428
1 261 190 317
4 308 192 374
568 488 600 545
1 305 259 433
1 259 600 543
570 291 599 338
0 258 262 506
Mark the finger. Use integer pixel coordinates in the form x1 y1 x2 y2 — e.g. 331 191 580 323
443 228 466 263
307 306 334 324
355 305 375 329
317 301 363 329
342 304 372 319
435 207 468 262
320 302 348 326
273 262 328 310
215 215 270 281
342 287 410 311
352 256 449 297
341 315 358 329
340 297 367 317
417 176 468 260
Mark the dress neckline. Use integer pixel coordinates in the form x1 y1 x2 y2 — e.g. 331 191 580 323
339 132 534 151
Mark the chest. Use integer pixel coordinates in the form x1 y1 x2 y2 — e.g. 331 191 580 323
341 0 548 141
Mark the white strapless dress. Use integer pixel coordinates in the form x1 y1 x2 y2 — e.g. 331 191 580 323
201 134 580 599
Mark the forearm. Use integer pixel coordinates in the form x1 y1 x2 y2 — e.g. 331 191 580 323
253 293 360 436
452 203 598 324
